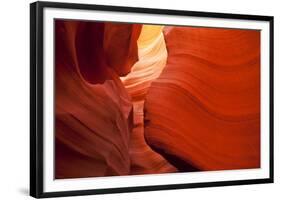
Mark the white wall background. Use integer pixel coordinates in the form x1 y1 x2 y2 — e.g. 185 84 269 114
0 0 279 199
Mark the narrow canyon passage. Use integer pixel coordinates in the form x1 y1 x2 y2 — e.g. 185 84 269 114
55 20 261 179
121 25 177 174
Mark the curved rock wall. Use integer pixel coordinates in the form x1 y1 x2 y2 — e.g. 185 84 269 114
55 21 261 178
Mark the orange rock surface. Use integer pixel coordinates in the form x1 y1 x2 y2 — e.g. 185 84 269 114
144 27 260 171
55 21 261 178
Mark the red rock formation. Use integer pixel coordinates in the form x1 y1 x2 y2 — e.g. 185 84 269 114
55 20 261 178
144 27 261 171
55 20 141 178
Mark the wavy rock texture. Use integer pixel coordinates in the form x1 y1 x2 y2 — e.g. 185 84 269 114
144 27 261 171
55 20 141 178
121 25 177 174
55 20 261 179
122 25 168 101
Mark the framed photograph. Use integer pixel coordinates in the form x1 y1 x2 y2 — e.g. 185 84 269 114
30 1 274 198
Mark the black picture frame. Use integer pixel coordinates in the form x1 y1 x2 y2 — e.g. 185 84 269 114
30 1 274 198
